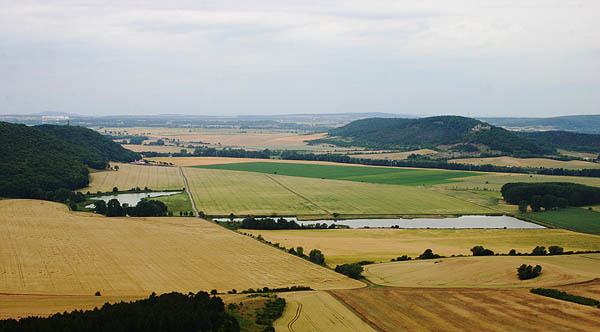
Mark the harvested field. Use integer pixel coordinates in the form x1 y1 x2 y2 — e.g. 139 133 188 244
149 156 374 167
363 254 600 288
449 156 600 170
82 162 184 193
273 291 376 332
182 167 492 216
0 200 361 317
556 278 600 300
351 149 437 160
332 287 600 332
243 229 600 266
121 144 188 153
0 294 143 319
98 127 331 150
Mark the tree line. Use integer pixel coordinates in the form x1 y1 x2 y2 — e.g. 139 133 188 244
0 292 239 332
501 182 600 212
142 147 600 178
94 199 170 217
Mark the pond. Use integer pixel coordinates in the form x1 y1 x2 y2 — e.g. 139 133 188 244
85 191 182 208
214 215 544 229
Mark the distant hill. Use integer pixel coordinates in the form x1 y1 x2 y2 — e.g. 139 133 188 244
517 131 600 153
310 116 552 156
0 122 139 198
481 115 600 134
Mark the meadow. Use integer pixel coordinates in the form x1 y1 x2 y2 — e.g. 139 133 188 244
182 167 492 216
153 192 193 216
195 162 480 186
332 286 600 332
363 254 600 288
242 228 600 266
0 199 361 318
82 163 184 193
523 207 600 234
449 156 600 170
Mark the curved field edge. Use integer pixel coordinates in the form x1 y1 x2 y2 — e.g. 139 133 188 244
362 254 600 288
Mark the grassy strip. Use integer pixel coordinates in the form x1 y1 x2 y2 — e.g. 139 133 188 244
531 288 600 307
523 207 600 234
195 162 480 186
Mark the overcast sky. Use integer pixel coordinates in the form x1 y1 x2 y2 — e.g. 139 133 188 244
1 0 599 117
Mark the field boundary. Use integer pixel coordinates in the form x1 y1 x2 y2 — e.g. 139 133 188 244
263 174 331 214
179 167 199 217
326 290 385 332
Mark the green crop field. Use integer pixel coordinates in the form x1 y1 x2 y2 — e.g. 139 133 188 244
195 162 480 186
524 208 600 234
153 192 193 216
182 167 493 216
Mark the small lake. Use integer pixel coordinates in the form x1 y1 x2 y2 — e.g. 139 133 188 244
86 191 182 208
214 215 544 229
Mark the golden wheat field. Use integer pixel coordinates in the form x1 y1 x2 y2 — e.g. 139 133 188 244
332 286 600 332
0 200 362 318
449 156 600 170
82 162 184 193
272 291 376 332
363 254 600 288
242 228 600 266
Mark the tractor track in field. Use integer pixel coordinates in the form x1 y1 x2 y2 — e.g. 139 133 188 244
264 174 330 214
287 302 303 332
179 167 199 217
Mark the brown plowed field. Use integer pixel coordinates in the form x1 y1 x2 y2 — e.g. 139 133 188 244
332 287 600 332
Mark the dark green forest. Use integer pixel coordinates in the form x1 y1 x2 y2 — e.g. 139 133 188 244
518 131 600 153
501 182 600 210
0 122 139 199
0 292 239 332
309 116 552 156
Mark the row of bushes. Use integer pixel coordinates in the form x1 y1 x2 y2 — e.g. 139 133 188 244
531 288 600 307
244 234 327 266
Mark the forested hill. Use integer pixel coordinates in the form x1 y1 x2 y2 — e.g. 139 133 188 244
0 122 139 198
517 131 600 153
311 116 552 156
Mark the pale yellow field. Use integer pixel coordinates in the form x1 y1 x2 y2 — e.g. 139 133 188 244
558 149 599 159
363 254 600 288
243 228 600 266
351 149 437 160
81 162 184 193
122 144 189 153
450 156 600 170
273 291 376 332
182 167 492 216
0 199 362 317
97 127 330 150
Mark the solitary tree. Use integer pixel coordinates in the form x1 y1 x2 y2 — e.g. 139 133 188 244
114 165 119 171
309 249 325 265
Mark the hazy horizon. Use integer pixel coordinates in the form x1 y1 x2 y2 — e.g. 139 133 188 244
1 1 599 117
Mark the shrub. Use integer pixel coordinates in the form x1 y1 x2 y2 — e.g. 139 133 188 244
531 246 547 256
470 245 495 256
308 249 325 265
392 255 412 262
334 263 364 279
517 264 542 280
508 249 517 256
417 249 442 260
548 246 564 255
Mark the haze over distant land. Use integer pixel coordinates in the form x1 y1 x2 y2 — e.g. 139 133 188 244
0 1 599 117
